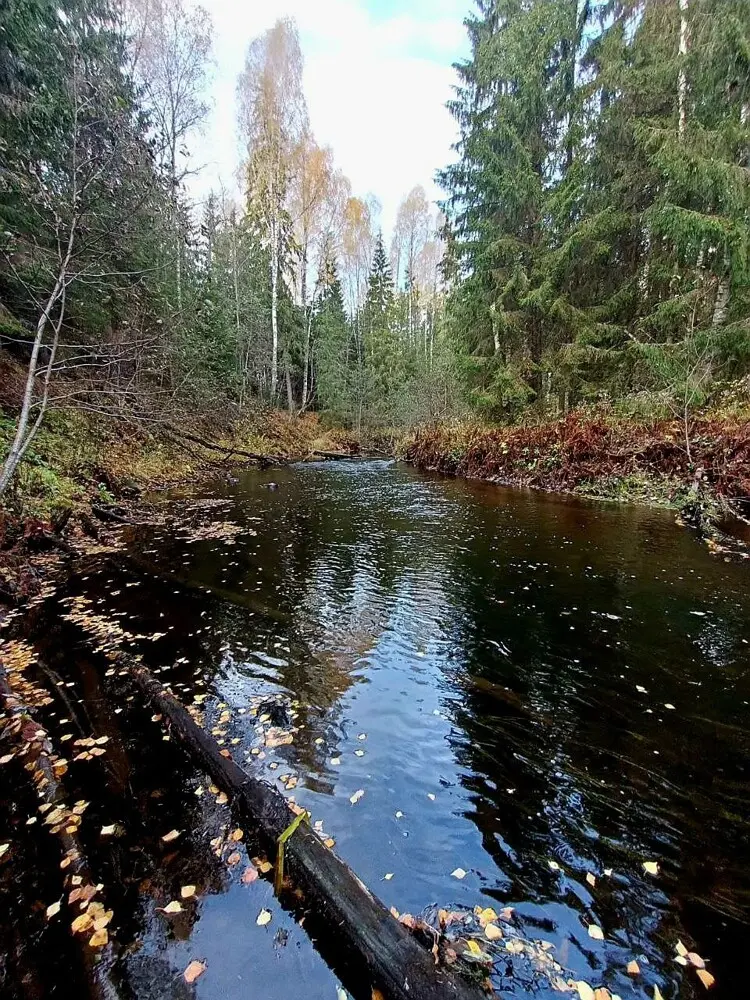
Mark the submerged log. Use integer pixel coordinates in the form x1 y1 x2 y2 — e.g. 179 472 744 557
125 659 486 1000
0 665 120 1000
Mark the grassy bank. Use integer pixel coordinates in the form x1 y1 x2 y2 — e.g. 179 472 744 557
402 413 750 515
0 403 354 522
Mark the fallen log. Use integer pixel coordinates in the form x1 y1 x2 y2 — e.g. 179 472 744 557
164 426 281 465
125 659 486 1000
312 449 357 460
0 662 120 1000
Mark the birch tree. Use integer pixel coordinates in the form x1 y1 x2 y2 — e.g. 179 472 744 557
123 0 212 314
237 18 307 400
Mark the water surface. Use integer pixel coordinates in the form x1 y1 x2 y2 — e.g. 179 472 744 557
4 460 749 1000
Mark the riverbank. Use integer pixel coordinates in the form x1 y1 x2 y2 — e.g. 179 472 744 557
0 402 356 606
403 412 750 509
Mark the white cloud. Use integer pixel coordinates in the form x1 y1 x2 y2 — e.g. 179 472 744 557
187 0 468 236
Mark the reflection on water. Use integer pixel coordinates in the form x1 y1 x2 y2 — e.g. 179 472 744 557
4 460 749 1000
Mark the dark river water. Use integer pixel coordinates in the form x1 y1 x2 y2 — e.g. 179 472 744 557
2 460 750 1000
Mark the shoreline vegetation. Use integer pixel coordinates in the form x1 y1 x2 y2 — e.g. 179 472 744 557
2 390 749 611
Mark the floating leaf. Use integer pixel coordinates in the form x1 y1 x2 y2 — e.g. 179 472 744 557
184 960 207 984
242 865 258 884
161 830 181 843
548 860 560 871
588 924 604 941
485 923 503 941
230 828 243 842
576 983 595 1000
586 872 596 887
0 844 9 859
383 873 393 880
478 907 497 925
89 928 108 948
688 952 705 969
160 900 183 914
227 852 241 866
642 861 659 875
180 885 196 899
349 789 364 805
256 908 272 926
451 868 467 879
71 913 94 934
627 960 640 975
676 941 688 957
101 825 116 837
46 900 61 919
696 969 715 989
653 987 664 1000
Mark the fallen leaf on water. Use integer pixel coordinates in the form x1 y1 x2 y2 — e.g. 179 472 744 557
478 907 497 925
0 844 9 859
548 860 560 871
593 990 611 1000
653 987 664 1000
330 757 341 766
324 838 335 848
181 885 196 899
357 733 366 741
627 960 640 975
349 789 364 805
603 868 613 877
160 901 183 914
256 908 271 926
696 969 715 989
242 865 258 884
257 859 272 874
336 989 347 1000
371 991 384 1000
688 952 705 969
451 868 467 879
161 830 181 843
354 750 365 757
576 981 595 1000
216 792 228 805
184 960 207 984
642 861 659 875
588 924 604 941
676 940 688 957
383 873 393 880
101 825 116 836
89 929 108 948
636 685 647 693
227 852 241 866
586 872 596 887
230 828 244 841
46 901 61 919
665 703 676 710
485 923 503 941
71 913 94 934
427 793 436 801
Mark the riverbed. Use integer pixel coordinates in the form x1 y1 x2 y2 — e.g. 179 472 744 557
2 459 749 1000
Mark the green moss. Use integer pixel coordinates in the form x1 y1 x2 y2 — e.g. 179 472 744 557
576 472 690 508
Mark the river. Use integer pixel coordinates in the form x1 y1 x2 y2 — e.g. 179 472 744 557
3 459 749 1000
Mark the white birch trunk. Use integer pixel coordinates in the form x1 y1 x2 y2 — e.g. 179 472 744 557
678 0 688 140
270 212 279 399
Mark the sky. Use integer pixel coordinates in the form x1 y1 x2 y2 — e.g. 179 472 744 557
188 0 471 237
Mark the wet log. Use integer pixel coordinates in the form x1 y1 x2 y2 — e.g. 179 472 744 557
0 666 120 1000
126 659 486 1000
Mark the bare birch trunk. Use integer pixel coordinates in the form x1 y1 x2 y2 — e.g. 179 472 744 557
270 213 279 399
0 220 77 496
678 0 688 139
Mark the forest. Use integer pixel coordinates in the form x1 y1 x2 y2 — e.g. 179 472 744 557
1 0 748 507
1 4 750 1000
